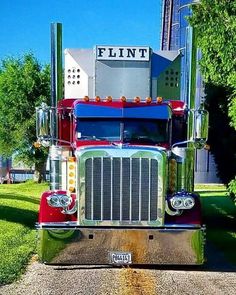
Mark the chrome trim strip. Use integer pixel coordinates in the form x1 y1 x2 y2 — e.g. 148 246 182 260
76 145 166 153
36 222 78 228
138 158 142 222
111 158 113 220
120 157 122 221
37 222 203 230
101 157 104 220
129 158 132 222
165 223 203 229
148 158 151 222
91 157 94 220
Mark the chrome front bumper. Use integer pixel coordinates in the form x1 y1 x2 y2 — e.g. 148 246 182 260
37 225 205 265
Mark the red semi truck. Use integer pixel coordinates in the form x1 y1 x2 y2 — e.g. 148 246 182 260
36 24 208 265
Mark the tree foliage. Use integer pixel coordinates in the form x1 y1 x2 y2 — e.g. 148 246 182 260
190 0 236 87
189 0 236 198
0 54 50 182
190 0 236 128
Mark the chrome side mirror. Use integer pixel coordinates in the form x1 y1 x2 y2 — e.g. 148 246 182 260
36 103 54 145
193 109 209 149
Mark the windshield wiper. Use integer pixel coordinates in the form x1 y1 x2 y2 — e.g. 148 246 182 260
79 135 106 141
123 136 156 144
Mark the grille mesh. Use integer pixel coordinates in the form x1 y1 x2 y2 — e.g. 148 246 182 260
85 157 158 221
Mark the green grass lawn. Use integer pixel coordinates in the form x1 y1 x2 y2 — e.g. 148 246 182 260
196 187 236 264
0 181 48 285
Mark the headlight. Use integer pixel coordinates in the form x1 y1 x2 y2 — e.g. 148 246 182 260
47 194 61 207
170 192 195 210
171 197 184 209
47 194 72 208
183 197 195 209
60 195 72 207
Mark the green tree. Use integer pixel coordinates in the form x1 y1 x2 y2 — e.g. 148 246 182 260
0 54 50 182
190 0 236 126
189 0 236 198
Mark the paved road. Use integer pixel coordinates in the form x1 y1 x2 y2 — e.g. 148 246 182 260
1 254 236 295
1 243 236 295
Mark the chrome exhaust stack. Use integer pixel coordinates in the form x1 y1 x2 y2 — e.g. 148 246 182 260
36 22 63 146
36 23 63 190
50 22 63 142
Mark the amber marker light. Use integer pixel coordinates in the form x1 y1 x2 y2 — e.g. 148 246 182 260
146 97 152 104
120 96 126 102
33 142 41 148
157 96 163 104
69 187 75 193
106 96 112 102
83 96 89 102
95 96 101 102
68 157 76 162
67 157 76 193
134 96 141 103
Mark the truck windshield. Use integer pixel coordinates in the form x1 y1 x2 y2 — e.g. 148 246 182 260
76 119 169 144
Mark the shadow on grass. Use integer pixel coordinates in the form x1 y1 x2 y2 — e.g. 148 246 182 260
202 196 236 230
0 194 40 205
0 205 37 228
201 194 236 268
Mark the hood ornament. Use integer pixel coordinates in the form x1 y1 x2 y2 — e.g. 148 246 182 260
111 142 130 148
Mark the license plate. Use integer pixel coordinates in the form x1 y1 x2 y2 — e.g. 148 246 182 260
109 252 132 265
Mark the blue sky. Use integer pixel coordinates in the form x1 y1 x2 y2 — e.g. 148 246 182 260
0 0 162 64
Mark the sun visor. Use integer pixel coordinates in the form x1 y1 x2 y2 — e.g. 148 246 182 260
74 103 171 119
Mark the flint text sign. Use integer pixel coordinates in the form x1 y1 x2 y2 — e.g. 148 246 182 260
96 46 150 61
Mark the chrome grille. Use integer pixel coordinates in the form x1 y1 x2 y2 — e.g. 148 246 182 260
85 157 159 222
